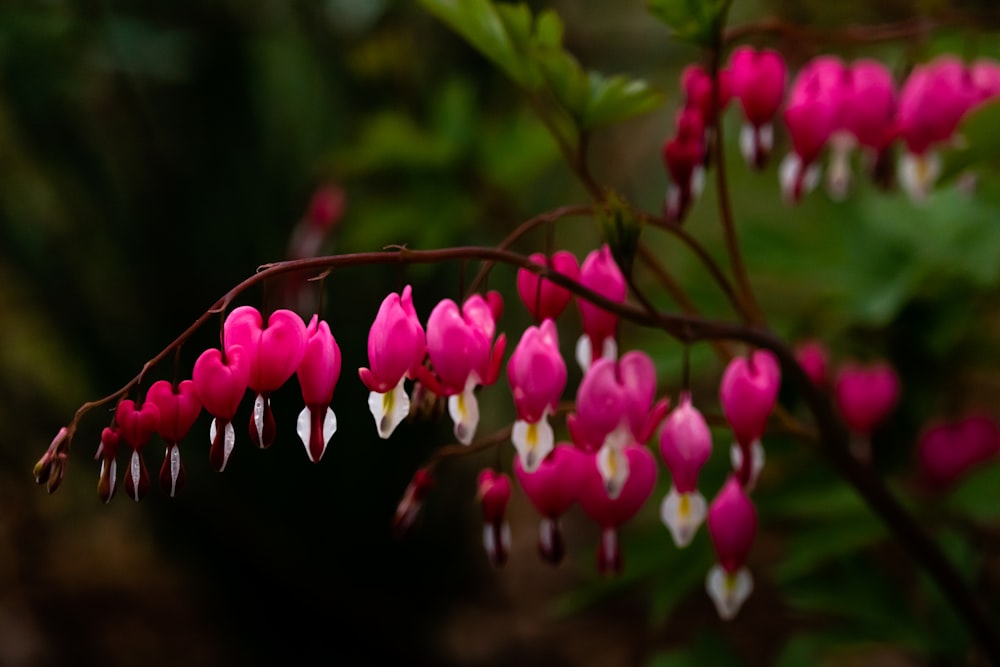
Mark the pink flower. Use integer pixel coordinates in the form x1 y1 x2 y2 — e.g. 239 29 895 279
575 245 627 369
706 477 757 620
224 306 308 448
477 469 512 567
658 391 712 547
115 399 160 502
507 319 567 472
517 251 580 322
794 340 829 389
392 467 434 538
425 292 506 444
96 426 120 504
971 58 1000 102
663 108 706 223
145 380 202 497
578 445 658 575
834 361 900 435
918 415 1000 489
842 60 897 151
359 285 427 440
295 315 342 463
681 64 732 126
192 345 250 472
514 444 587 564
729 46 786 168
720 350 781 488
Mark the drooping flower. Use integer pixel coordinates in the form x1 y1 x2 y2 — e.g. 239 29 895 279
517 251 580 323
834 361 899 435
507 319 567 472
918 415 1000 489
514 444 587 564
96 426 120 504
577 445 658 576
145 379 202 497
663 108 706 223
720 350 781 488
658 391 713 547
706 477 757 620
680 63 732 129
392 467 434 538
115 399 160 502
794 340 829 389
223 306 308 448
296 315 342 463
575 245 627 370
359 285 427 440
477 469 512 567
729 46 787 168
192 345 250 472
567 352 668 498
425 292 505 445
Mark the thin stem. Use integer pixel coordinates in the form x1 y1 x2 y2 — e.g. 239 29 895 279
724 16 940 47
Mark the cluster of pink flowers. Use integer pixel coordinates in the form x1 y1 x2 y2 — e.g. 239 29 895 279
662 50 1000 219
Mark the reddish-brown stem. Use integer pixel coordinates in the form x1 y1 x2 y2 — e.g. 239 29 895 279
724 16 940 47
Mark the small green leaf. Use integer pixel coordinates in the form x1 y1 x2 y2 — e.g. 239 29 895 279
647 0 731 47
582 72 665 130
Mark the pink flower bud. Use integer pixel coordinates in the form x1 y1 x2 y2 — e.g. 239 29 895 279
224 306 308 448
514 444 586 565
707 477 756 573
97 426 120 504
681 64 731 125
794 340 829 389
577 445 658 576
918 415 1000 489
720 350 781 447
834 361 899 435
295 316 342 463
145 380 201 498
359 285 426 394
659 392 712 494
507 319 566 424
663 108 706 223
898 56 977 156
517 251 580 322
393 467 434 538
477 469 512 567
729 46 786 128
192 345 250 472
971 58 1000 103
116 399 160 502
576 245 626 369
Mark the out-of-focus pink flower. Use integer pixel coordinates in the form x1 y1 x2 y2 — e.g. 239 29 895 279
517 251 580 322
795 340 829 389
834 361 900 435
729 46 786 168
659 391 712 547
477 469 512 567
514 444 587 564
918 415 1000 489
663 108 706 223
706 477 757 620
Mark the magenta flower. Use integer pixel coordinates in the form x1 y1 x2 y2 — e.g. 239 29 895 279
96 426 120 504
658 391 712 547
392 467 434 538
477 469 512 567
918 415 1000 489
146 379 201 497
115 399 160 502
359 285 427 440
567 352 668 498
514 443 587 564
517 251 580 323
507 319 566 472
663 107 706 223
680 64 732 127
706 477 757 620
834 361 899 435
223 306 307 448
192 345 250 472
295 315 342 463
971 58 1000 102
425 292 506 444
577 445 658 576
794 340 829 389
729 46 786 168
720 350 781 488
575 245 627 370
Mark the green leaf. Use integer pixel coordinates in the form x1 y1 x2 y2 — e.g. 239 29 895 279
582 72 665 130
417 0 531 85
647 0 732 47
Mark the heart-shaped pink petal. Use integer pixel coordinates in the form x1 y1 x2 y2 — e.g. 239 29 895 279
720 350 781 446
918 415 1000 488
146 380 202 443
578 446 657 528
514 444 587 518
834 362 899 434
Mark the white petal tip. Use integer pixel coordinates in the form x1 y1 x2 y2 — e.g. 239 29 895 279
706 565 753 621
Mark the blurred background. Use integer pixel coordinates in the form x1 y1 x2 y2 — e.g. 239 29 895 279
4 0 1000 665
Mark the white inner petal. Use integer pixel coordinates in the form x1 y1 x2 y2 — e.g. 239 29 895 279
369 379 410 440
169 445 181 497
739 123 756 166
706 564 754 621
448 378 480 445
222 421 235 471
660 487 707 548
129 451 142 502
575 333 593 371
512 417 554 473
597 428 631 499
253 393 266 445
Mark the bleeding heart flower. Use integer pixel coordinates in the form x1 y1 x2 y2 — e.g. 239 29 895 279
795 340 829 389
658 391 712 547
477 469 512 567
393 467 434 538
720 350 781 448
918 415 1000 489
224 306 308 448
729 46 786 168
115 399 160 502
507 319 567 472
296 315 342 463
517 251 580 323
663 108 706 224
575 245 627 370
514 444 587 564
706 477 757 620
146 380 202 497
192 345 250 472
577 445 657 576
834 361 899 435
95 426 120 504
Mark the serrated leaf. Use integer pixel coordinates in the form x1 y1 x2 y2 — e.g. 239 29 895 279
583 72 665 130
